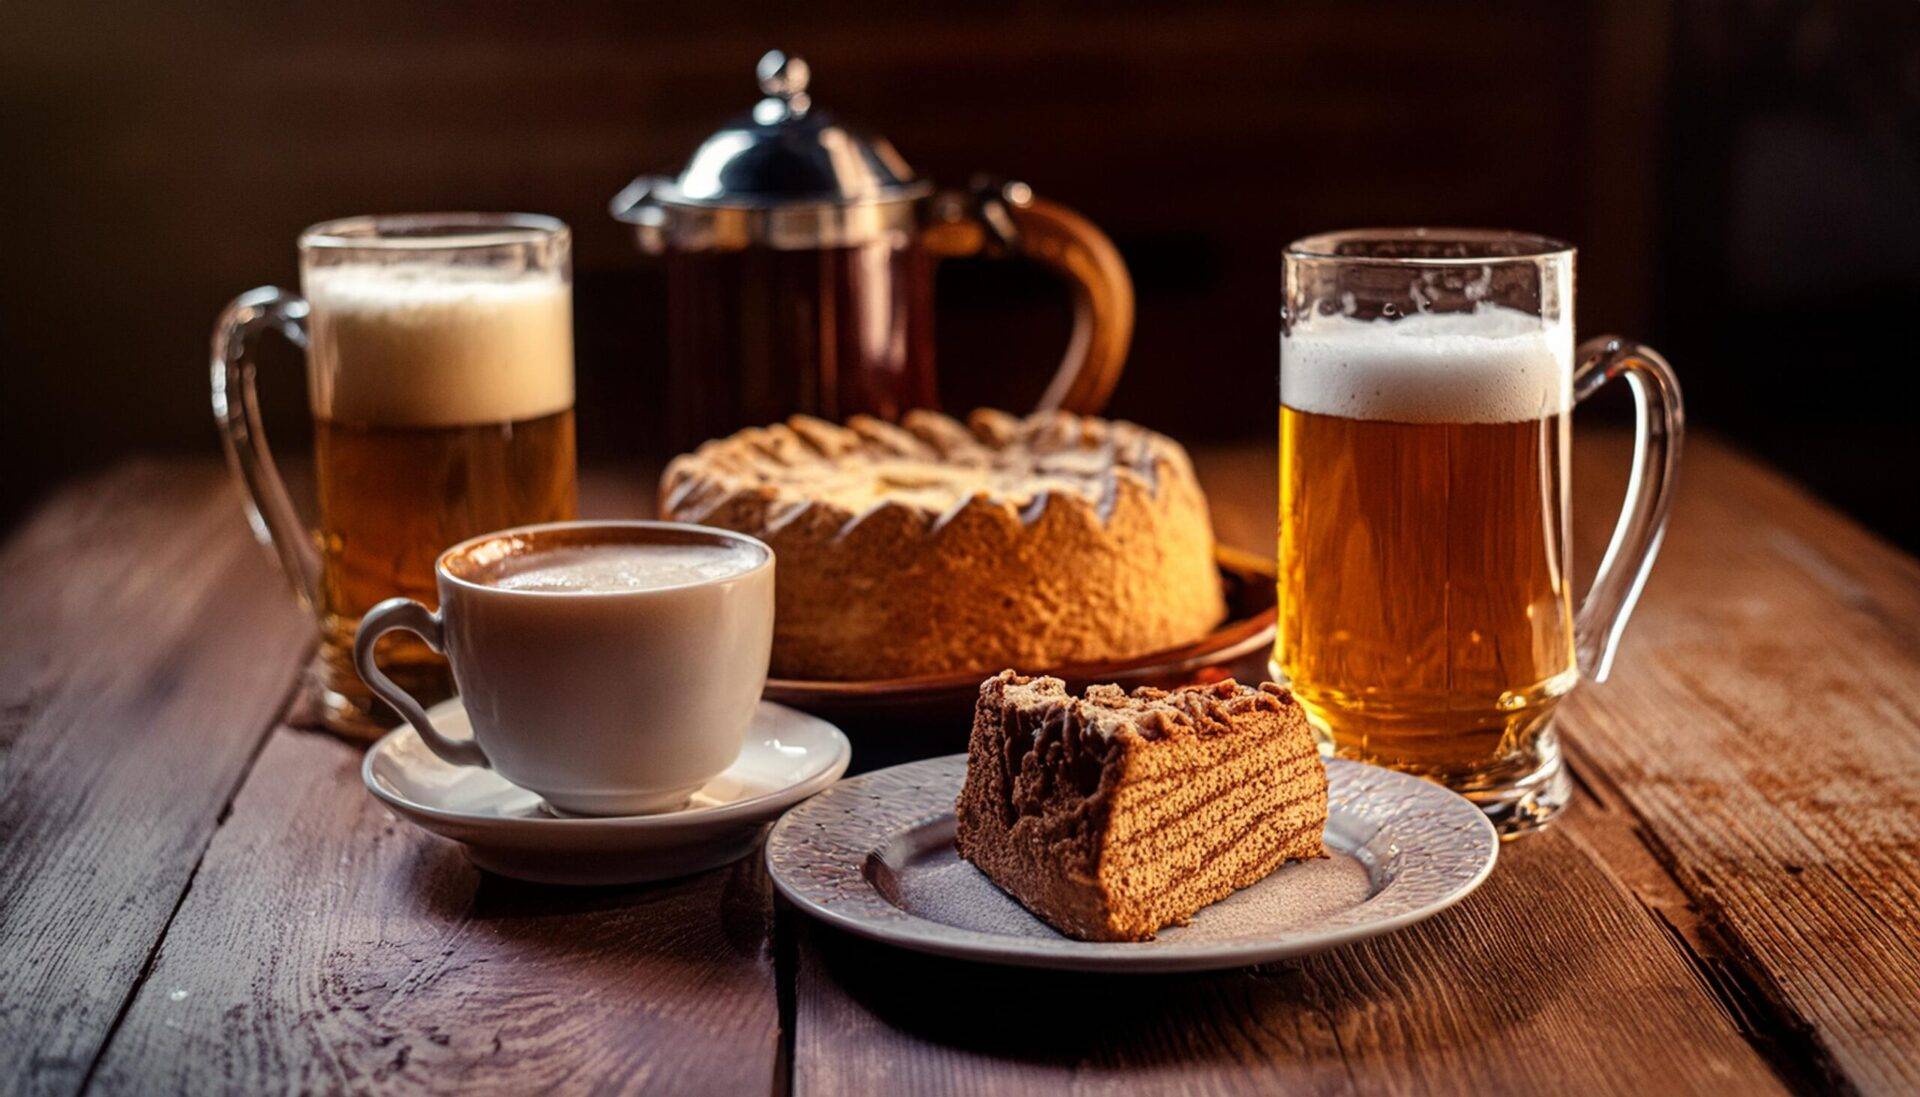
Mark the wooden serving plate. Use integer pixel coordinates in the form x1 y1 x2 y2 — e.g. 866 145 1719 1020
763 547 1278 771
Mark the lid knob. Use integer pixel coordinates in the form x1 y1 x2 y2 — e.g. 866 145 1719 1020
612 46 928 237
755 50 811 117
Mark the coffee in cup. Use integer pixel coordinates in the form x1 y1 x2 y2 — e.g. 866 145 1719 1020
354 521 774 816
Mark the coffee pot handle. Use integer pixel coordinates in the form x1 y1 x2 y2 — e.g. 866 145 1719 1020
210 287 324 613
1570 336 1685 682
925 179 1134 415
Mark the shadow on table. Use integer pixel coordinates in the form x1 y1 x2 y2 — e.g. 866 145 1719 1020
789 906 1364 1072
399 836 774 969
783 833 1604 1080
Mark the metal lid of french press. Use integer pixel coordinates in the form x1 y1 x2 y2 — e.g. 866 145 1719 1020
611 51 932 251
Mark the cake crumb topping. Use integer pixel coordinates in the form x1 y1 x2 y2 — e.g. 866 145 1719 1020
662 409 1193 529
990 670 1293 743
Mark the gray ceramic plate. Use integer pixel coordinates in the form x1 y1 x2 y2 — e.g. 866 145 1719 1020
767 754 1497 973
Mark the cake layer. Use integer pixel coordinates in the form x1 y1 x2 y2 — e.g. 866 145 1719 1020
1100 754 1326 867
1099 724 1325 938
955 672 1329 942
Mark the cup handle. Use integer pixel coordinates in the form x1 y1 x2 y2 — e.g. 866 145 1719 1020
924 178 1134 415
354 598 489 767
209 287 324 613
1571 336 1686 682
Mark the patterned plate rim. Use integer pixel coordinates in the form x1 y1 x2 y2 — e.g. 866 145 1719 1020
766 755 1498 973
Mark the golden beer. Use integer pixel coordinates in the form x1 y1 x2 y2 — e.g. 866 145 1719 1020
1277 406 1577 785
1278 228 1684 835
312 411 577 708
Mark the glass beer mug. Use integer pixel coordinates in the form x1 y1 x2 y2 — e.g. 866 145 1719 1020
212 214 580 738
1275 229 1682 834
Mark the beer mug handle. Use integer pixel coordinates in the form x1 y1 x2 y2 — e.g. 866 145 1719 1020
210 286 323 613
1571 336 1686 682
353 598 490 767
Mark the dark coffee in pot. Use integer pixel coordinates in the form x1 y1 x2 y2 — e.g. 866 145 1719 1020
665 241 935 449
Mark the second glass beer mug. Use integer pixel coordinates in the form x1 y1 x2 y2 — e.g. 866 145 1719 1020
1276 229 1682 834
212 213 580 738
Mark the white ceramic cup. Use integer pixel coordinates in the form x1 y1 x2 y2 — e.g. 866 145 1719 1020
353 520 774 816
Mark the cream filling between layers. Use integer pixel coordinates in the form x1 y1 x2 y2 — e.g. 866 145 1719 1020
1096 728 1324 910
1100 753 1325 865
1102 795 1325 930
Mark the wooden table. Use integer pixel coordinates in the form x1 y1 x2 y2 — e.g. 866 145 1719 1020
5 435 1917 1095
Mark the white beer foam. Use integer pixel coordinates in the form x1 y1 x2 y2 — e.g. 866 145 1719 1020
306 264 573 428
1281 307 1571 424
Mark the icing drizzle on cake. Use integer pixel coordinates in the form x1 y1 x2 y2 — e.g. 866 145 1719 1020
662 409 1192 537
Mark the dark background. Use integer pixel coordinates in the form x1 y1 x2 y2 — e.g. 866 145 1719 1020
4 1 1917 547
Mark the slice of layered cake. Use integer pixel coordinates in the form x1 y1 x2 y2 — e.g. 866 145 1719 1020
955 671 1328 942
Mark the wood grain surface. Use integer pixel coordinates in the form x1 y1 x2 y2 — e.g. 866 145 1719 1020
4 438 1919 1096
89 727 779 1096
792 826 1784 1095
0 461 310 1097
1560 438 1920 1094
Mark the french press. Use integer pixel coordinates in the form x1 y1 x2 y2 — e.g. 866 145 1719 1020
611 51 1133 446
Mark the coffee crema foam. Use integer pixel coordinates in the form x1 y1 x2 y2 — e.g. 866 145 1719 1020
306 264 574 428
480 541 764 594
1281 307 1572 424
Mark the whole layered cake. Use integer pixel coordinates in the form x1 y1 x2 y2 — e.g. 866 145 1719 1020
955 671 1328 941
660 409 1227 681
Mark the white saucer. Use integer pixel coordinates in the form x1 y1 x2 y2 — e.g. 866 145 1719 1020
363 698 851 885
768 755 1497 972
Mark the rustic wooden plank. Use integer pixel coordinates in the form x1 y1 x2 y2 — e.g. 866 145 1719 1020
1560 436 1920 1094
792 822 1783 1095
88 724 780 1095
0 459 311 1096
